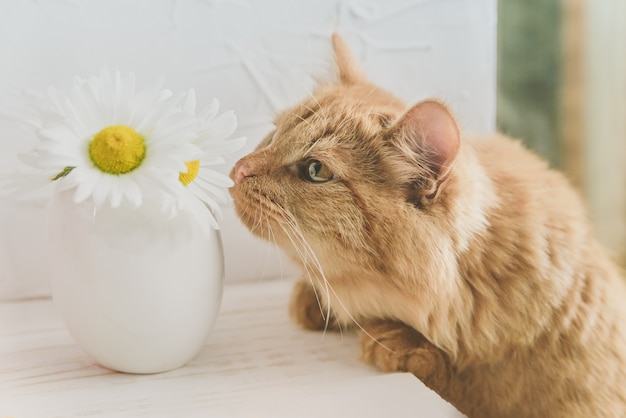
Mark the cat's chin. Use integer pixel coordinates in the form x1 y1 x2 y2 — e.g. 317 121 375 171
229 187 267 236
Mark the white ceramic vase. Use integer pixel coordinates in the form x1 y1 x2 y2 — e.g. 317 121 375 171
46 191 223 374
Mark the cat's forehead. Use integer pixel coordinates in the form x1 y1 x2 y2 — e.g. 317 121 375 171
273 83 404 152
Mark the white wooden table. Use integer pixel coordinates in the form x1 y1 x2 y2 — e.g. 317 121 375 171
1 279 463 417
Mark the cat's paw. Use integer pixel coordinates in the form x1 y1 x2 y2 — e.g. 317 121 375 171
360 320 451 394
288 279 338 331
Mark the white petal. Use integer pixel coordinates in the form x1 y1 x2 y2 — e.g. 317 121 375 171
186 191 220 230
134 90 177 132
199 136 247 160
39 125 81 145
91 175 112 207
122 179 142 207
199 98 219 122
197 111 237 143
191 178 228 205
72 173 99 203
182 89 197 114
110 181 124 208
198 168 234 188
98 68 116 124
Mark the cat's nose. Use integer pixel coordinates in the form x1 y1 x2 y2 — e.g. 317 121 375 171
234 160 253 185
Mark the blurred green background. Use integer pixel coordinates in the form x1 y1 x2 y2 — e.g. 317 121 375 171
496 0 626 264
497 0 562 168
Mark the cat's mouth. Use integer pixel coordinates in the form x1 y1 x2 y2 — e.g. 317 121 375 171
229 178 289 240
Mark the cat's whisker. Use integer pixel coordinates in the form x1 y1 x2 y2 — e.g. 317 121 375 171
245 194 281 236
245 205 260 233
302 103 320 117
355 86 378 109
239 204 277 282
281 216 391 351
282 214 333 331
266 222 286 281
240 199 292 283
304 90 322 114
283 78 324 137
278 223 332 335
281 210 393 351
277 210 333 331
325 282 393 353
291 76 322 120
294 113 313 127
258 205 275 281
239 205 254 231
278 219 328 319
303 139 320 157
332 86 377 129
248 206 264 235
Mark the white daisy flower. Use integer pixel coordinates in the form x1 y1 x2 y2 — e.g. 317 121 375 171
21 69 201 208
165 90 246 231
6 69 246 233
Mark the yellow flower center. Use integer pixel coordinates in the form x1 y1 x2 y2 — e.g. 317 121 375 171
179 160 200 186
89 125 146 175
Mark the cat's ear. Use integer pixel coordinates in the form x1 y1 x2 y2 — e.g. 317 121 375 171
332 33 368 85
390 100 460 182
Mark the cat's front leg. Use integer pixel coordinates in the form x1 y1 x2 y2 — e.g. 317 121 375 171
359 320 456 402
289 279 339 331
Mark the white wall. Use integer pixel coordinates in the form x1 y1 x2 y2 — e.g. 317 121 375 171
0 0 496 299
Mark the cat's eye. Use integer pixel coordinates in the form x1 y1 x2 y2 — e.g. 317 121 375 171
302 159 334 183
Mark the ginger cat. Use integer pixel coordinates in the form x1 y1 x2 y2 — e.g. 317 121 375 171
229 34 626 417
